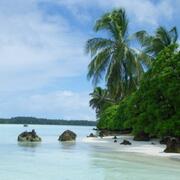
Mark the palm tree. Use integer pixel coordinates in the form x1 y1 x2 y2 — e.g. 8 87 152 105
134 26 178 63
86 9 144 100
89 87 113 117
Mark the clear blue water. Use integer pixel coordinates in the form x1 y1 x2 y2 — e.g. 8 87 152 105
0 124 180 180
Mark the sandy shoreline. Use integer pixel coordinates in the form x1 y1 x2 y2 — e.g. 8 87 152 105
83 135 180 159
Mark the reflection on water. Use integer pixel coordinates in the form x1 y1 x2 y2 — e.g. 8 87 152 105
18 142 41 148
18 142 41 153
59 141 76 150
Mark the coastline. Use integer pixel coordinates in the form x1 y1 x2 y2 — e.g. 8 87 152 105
83 135 180 159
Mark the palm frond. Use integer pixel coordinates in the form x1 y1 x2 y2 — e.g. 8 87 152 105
94 9 129 41
86 8 145 100
87 48 112 85
169 27 178 43
156 26 171 45
85 38 114 57
132 30 152 47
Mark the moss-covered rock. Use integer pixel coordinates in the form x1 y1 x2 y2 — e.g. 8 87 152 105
18 129 41 142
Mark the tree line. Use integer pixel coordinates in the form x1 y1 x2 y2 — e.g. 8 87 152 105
0 117 97 126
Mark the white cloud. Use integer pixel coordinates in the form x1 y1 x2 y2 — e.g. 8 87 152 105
104 0 173 26
1 0 174 89
50 0 174 26
0 0 95 119
0 0 89 92
0 0 178 119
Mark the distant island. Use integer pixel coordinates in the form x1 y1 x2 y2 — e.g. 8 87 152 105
0 116 96 126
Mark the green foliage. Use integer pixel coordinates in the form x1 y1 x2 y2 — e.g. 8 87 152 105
134 26 178 58
97 97 131 130
97 105 121 130
89 87 114 117
88 9 180 138
125 45 180 137
97 45 180 137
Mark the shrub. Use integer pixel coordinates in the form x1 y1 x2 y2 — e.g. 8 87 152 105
125 45 180 137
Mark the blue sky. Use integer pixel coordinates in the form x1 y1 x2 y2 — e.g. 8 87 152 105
0 0 179 120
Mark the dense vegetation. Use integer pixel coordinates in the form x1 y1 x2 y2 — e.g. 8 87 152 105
97 45 180 137
0 117 96 126
87 8 180 139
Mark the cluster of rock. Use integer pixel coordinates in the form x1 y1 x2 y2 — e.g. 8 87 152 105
18 129 41 142
160 136 180 153
112 136 132 145
18 129 77 142
17 128 180 154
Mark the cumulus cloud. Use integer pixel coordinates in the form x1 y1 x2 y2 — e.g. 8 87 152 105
0 0 95 119
0 0 179 119
0 0 90 91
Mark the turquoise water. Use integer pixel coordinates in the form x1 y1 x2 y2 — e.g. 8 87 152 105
0 125 180 180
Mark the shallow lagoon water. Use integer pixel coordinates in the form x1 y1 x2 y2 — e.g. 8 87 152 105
0 124 180 180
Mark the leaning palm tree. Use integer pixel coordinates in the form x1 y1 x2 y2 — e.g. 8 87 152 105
134 26 178 61
89 87 113 117
86 9 144 100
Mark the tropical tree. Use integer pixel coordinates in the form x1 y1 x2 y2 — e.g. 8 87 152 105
124 44 180 137
86 9 144 100
89 87 113 117
134 26 178 66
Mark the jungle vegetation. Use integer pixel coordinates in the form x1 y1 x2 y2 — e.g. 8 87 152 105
87 8 180 138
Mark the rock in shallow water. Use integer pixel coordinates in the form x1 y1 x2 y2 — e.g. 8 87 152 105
58 130 77 141
18 129 41 142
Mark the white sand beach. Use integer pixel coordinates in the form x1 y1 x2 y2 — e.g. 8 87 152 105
83 135 180 159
